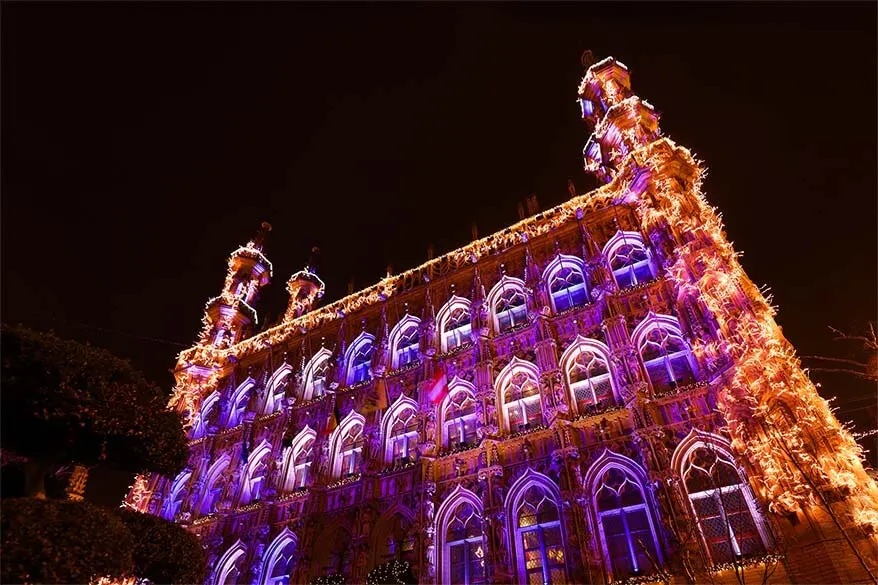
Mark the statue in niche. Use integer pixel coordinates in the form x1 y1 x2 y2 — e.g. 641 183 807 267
522 438 534 461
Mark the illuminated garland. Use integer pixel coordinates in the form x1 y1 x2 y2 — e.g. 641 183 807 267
365 560 413 585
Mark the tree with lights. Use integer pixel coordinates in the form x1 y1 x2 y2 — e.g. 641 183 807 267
0 325 203 584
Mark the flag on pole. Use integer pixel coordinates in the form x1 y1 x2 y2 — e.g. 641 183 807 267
362 377 389 415
324 394 340 437
426 365 449 405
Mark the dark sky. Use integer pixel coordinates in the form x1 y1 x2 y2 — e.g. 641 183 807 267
3 3 876 501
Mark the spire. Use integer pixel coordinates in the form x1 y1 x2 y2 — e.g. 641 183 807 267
248 221 272 252
522 233 541 290
422 281 436 322
371 303 390 377
578 208 602 260
471 256 486 304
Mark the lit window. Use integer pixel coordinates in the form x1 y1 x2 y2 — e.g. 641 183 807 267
595 467 661 580
515 486 568 584
282 430 315 491
636 317 697 393
304 349 331 400
239 442 271 506
216 543 246 585
262 532 296 585
548 264 588 313
565 347 614 413
391 319 421 369
443 386 479 449
494 287 528 333
162 470 191 521
604 231 656 290
443 305 472 352
446 502 486 585
346 335 374 386
386 405 419 464
332 418 364 479
263 365 293 415
682 445 767 564
581 98 594 117
501 368 542 433
227 379 255 428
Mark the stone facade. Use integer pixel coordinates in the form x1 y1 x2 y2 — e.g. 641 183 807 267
126 54 878 585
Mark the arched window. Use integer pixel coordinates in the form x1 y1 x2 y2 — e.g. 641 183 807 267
489 277 528 334
191 391 220 440
263 364 294 415
330 412 365 479
633 314 698 393
497 359 542 433
373 510 415 567
198 455 230 516
281 427 316 492
543 255 589 313
561 338 616 414
261 529 297 585
313 527 353 578
507 471 568 584
215 541 246 585
382 396 419 464
438 296 473 352
239 440 272 506
227 378 256 428
437 487 486 585
303 348 332 401
673 432 769 565
162 469 191 521
586 453 663 581
345 333 374 386
441 380 479 449
390 315 421 369
603 231 656 289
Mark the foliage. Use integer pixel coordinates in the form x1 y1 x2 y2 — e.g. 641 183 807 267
0 325 189 479
117 508 207 585
0 498 134 584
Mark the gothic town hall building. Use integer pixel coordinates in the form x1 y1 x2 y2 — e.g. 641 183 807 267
126 55 878 585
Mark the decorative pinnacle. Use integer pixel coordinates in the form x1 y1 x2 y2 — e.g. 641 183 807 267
250 221 273 251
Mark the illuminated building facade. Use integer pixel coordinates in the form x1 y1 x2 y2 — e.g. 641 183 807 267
126 55 878 584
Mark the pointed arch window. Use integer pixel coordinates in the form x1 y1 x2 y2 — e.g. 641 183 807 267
439 297 473 352
499 364 542 433
384 401 419 464
282 432 315 492
446 501 486 584
635 316 697 393
162 470 191 521
227 379 256 428
262 532 296 585
303 349 331 401
346 335 374 386
191 391 220 440
240 441 271 506
604 231 656 289
199 456 230 516
564 344 615 414
263 365 293 415
515 485 567 584
330 414 365 479
390 316 421 369
491 279 528 333
442 384 479 449
544 256 589 313
681 444 767 564
594 467 661 580
215 542 246 585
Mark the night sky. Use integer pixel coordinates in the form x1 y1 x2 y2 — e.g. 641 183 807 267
3 2 876 505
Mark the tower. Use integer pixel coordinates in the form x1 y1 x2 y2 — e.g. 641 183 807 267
200 222 274 349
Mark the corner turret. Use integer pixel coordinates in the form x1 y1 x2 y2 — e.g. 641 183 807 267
199 222 273 348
